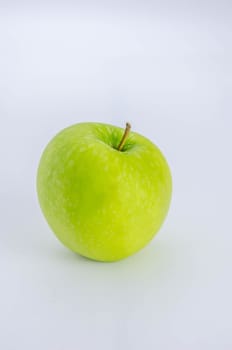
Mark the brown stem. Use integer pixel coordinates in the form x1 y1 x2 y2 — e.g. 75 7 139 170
117 122 131 151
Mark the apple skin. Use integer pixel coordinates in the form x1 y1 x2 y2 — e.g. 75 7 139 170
37 122 172 262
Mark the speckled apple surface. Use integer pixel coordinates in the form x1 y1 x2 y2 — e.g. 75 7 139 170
37 122 172 261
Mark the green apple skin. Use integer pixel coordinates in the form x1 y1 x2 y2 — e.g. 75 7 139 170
37 122 172 262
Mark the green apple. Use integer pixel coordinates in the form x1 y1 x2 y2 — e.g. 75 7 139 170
37 122 172 262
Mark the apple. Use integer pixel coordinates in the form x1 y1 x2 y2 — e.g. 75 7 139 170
37 122 172 261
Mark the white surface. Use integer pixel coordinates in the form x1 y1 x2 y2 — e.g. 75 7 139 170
1 3 232 349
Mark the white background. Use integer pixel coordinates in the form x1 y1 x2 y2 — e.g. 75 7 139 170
0 2 232 349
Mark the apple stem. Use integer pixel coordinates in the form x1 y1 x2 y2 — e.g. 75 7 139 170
117 122 131 151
